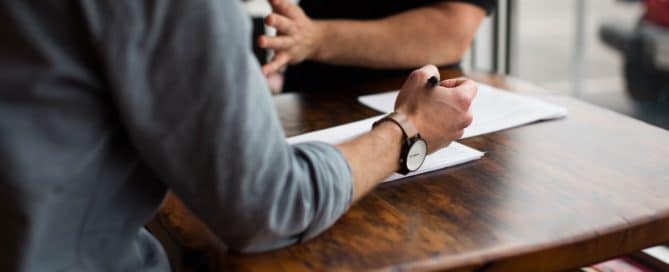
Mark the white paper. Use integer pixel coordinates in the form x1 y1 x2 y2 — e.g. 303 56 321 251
358 83 568 139
643 246 669 264
287 116 484 183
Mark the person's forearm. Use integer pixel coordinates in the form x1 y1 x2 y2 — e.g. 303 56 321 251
312 3 485 68
336 121 403 202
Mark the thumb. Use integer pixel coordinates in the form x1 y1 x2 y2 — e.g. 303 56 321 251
440 77 468 88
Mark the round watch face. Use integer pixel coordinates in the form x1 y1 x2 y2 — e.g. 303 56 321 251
406 139 427 171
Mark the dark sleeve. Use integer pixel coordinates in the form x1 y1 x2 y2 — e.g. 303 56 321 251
85 0 353 252
448 0 497 15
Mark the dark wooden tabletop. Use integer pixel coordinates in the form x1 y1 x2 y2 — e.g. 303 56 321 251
149 69 669 272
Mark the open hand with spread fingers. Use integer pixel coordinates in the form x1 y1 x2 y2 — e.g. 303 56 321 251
259 0 323 75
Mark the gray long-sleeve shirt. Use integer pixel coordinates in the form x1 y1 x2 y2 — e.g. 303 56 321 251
0 1 353 271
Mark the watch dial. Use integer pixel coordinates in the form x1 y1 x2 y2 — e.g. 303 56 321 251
406 140 427 171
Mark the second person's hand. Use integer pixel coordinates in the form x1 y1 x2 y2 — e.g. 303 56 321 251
259 0 324 75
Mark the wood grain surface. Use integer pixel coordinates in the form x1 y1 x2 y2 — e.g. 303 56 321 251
148 69 669 272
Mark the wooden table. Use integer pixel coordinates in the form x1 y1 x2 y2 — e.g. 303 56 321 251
149 69 669 271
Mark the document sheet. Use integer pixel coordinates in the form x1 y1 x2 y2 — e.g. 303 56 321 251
358 83 568 139
287 116 484 183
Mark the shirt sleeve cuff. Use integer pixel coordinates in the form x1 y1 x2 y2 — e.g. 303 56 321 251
291 141 353 242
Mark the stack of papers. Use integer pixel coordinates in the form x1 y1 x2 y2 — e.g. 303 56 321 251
287 117 485 183
358 83 568 139
287 82 567 182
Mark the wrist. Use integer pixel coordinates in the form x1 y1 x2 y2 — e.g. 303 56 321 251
310 20 330 62
372 113 428 175
371 120 404 146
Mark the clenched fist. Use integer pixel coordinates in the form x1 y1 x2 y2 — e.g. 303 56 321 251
395 65 477 153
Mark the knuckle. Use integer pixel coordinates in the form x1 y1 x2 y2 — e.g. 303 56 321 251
425 64 438 74
465 81 478 94
287 23 296 33
269 14 279 25
454 130 465 139
468 81 479 94
295 7 306 16
454 92 472 108
408 69 422 78
409 69 429 82
461 113 474 128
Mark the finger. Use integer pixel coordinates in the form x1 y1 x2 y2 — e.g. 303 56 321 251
449 80 478 110
460 113 474 129
258 35 294 50
269 0 304 19
265 13 296 34
439 77 468 88
262 53 290 75
454 130 465 140
408 64 439 84
456 79 478 101
266 72 284 93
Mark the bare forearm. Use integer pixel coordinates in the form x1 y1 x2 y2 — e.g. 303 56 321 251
312 3 485 68
336 122 403 202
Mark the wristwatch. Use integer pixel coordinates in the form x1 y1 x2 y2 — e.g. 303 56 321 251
372 112 428 175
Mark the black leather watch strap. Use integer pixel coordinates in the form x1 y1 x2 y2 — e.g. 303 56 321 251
372 112 418 139
372 112 427 175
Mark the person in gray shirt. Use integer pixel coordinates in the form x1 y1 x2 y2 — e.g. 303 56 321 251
0 0 476 271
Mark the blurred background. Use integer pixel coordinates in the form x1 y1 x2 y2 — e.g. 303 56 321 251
465 0 669 130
